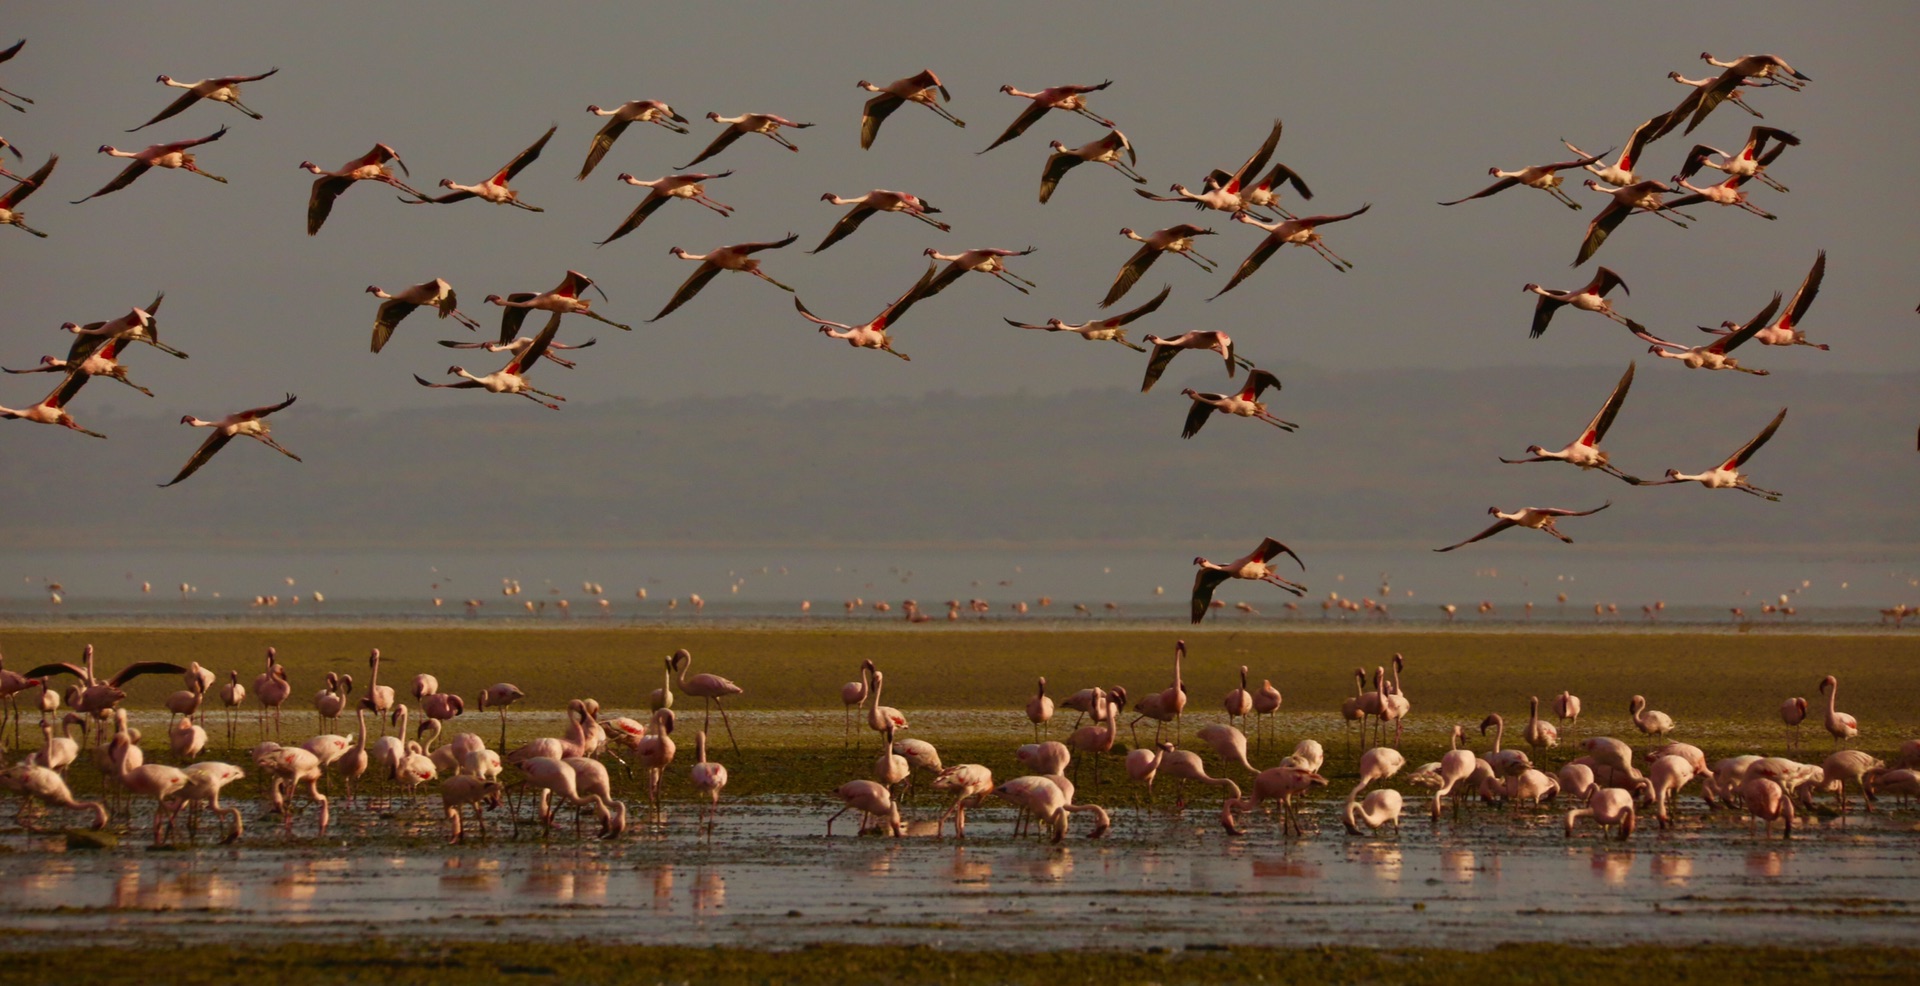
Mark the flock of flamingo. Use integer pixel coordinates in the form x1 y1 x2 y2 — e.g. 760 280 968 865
0 40 1887 620
0 638 1912 849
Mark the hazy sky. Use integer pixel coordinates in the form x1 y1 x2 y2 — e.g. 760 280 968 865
5 3 1915 423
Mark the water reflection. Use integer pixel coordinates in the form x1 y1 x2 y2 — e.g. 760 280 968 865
1651 854 1693 887
1346 844 1403 883
1251 857 1322 880
692 869 725 911
1746 851 1784 877
1590 851 1632 886
439 856 503 894
948 848 991 883
1441 849 1477 883
645 865 674 908
521 859 609 902
1025 849 1072 882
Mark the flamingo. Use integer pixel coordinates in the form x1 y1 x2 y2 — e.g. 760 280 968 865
0 39 31 112
129 68 277 130
596 170 733 245
1480 713 1531 779
827 779 901 836
250 651 290 739
1430 724 1478 821
107 730 188 847
563 756 625 837
838 661 871 746
1780 696 1809 747
1699 252 1828 350
979 80 1113 154
1522 696 1560 754
440 775 503 844
931 763 994 837
488 270 633 333
1123 740 1169 800
874 723 911 797
1667 70 1764 120
856 69 964 149
1038 129 1146 203
1067 701 1118 784
811 189 949 253
1026 677 1054 740
517 756 617 837
1565 786 1636 841
1342 789 1404 834
402 126 554 211
576 100 689 181
254 742 329 837
1251 678 1281 752
169 711 207 761
1002 283 1163 351
1500 362 1641 482
0 368 102 438
1135 119 1287 219
1574 179 1694 266
1222 667 1253 731
1196 723 1255 774
26 644 185 716
1632 407 1787 499
636 707 677 808
646 233 799 322
1434 502 1611 552
1678 126 1798 193
1439 149 1607 210
366 279 483 353
1819 675 1859 745
1637 293 1779 374
1192 539 1307 622
1822 750 1883 814
690 729 728 832
4 338 154 398
1523 268 1644 340
1019 741 1072 777
1738 775 1795 838
915 246 1038 300
158 393 300 486
681 112 814 168
669 648 743 755
28 717 77 773
1139 328 1254 392
362 648 395 728
1179 368 1297 438
1157 747 1244 819
0 762 107 831
793 263 938 361
1562 114 1671 187
996 776 1110 843
0 152 54 236
219 671 246 745
415 311 567 409
1129 639 1189 745
70 127 228 203
470 682 522 750
299 144 427 235
1351 746 1406 801
1665 55 1809 137
163 761 245 844
1212 205 1371 296
1379 656 1411 749
1665 169 1777 221
1342 668 1375 749
1100 224 1216 308
864 666 909 744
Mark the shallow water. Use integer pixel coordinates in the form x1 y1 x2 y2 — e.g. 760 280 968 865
2 794 1914 950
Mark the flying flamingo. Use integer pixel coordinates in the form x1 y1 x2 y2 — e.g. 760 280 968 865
158 393 301 486
1667 70 1764 120
1574 179 1694 266
979 80 1113 154
0 153 56 236
856 69 964 149
475 682 524 750
1698 251 1828 349
1438 149 1606 210
62 291 186 363
1101 224 1216 308
1179 368 1298 438
690 729 728 833
670 648 743 755
1139 328 1254 392
792 263 939 361
1038 129 1146 203
1191 539 1307 623
1212 205 1372 296
415 311 567 408
129 68 277 130
1665 169 1777 221
576 100 689 181
4 338 152 397
402 125 555 211
1003 283 1164 351
1631 407 1787 499
596 171 734 245
366 279 483 353
0 368 103 438
1665 54 1809 137
70 127 228 203
487 270 633 333
300 144 427 235
915 246 1037 300
1819 675 1858 745
1134 119 1287 219
647 233 799 322
1637 293 1780 374
1500 362 1641 482
1677 126 1798 192
828 779 901 836
1026 677 1054 740
681 112 814 168
811 189 949 253
0 39 32 112
1562 114 1671 187
1435 502 1611 552
1565 786 1636 840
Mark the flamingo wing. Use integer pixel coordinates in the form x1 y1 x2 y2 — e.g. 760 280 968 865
1580 361 1635 446
578 116 631 180
1534 502 1611 518
873 263 940 330
1100 243 1160 309
1256 161 1314 200
859 93 903 150
1190 567 1233 624
734 232 800 255
70 159 151 203
159 430 235 487
0 153 55 209
980 100 1051 155
1105 284 1172 326
1712 293 1782 353
679 126 746 170
371 298 421 353
498 125 555 182
595 193 669 246
129 89 207 132
1210 235 1285 301
1180 397 1217 439
1783 250 1824 328
306 174 351 235
1434 518 1520 552
1139 340 1180 393
495 294 536 343
1037 149 1084 204
107 661 189 687
1724 408 1788 470
1438 175 1521 206
1675 145 1721 182
809 204 876 253
646 263 724 322
1591 266 1630 298
1244 368 1282 401
23 662 87 681
510 312 563 374
1573 201 1630 267
1254 537 1305 570
237 393 296 420
1227 119 1285 192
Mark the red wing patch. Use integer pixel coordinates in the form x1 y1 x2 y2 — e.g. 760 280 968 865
1580 429 1599 447
490 167 511 185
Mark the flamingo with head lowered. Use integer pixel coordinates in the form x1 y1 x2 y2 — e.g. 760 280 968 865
1499 362 1642 483
160 393 301 487
1191 539 1307 623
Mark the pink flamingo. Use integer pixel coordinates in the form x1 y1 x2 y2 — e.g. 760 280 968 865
691 730 728 832
793 264 938 361
366 279 483 353
1574 179 1694 266
1191 539 1307 623
403 125 554 211
1225 765 1328 836
1038 129 1146 203
1697 251 1828 349
1180 368 1297 438
1739 775 1794 838
811 189 949 253
1429 724 1478 821
1819 675 1858 744
1633 408 1787 499
299 144 427 235
682 112 814 168
577 100 689 181
159 394 301 486
476 682 524 750
980 80 1113 154
486 270 632 332
1214 205 1371 297
1222 668 1254 731
648 233 799 322
441 775 502 843
1139 328 1253 392
670 649 743 755
1565 786 1636 840
1501 362 1641 482
1002 282 1162 351
0 152 54 237
164 761 245 843
130 68 277 130
1439 149 1606 210
636 707 676 809
108 729 188 846
1 761 107 830
839 661 871 747
828 779 902 836
4 337 153 398
70 127 228 203
1434 503 1611 551
1524 267 1642 338
1026 677 1054 741
856 69 964 149
1780 696 1809 748
1068 702 1119 784
0 368 102 438
932 764 994 837
1129 640 1188 745
1101 225 1216 309
596 171 734 245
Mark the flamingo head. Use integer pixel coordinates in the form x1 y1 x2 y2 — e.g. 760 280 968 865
1664 468 1682 479
59 321 82 333
658 709 676 734
367 647 379 665
1479 714 1500 734
1647 345 1663 355
297 161 320 173
1667 71 1683 81
482 294 504 305
36 355 57 367
446 366 463 375
1048 140 1065 151
1109 686 1126 706
1698 52 1714 62
95 144 117 155
155 74 172 84
1180 387 1197 398
705 111 722 121
1487 166 1502 176
819 192 837 202
855 80 873 90
1191 555 1207 566
1583 179 1600 189
998 84 1016 94
1486 506 1500 515
438 178 456 189
1118 227 1134 236
364 285 384 295
1820 674 1836 693
668 246 688 258
585 104 601 114
1524 445 1546 455
175 414 195 425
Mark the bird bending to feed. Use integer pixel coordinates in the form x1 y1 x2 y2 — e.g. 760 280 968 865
1525 266 1642 338
1438 149 1606 210
0 153 56 236
1698 251 1827 350
596 171 733 245
1180 368 1297 438
792 264 938 361
0 370 102 438
1434 503 1611 552
1633 408 1788 500
1135 119 1286 219
1500 362 1641 483
70 127 228 203
1637 293 1780 374
416 312 567 408
1574 179 1693 266
1191 538 1307 624
366 279 482 353
128 68 277 131
648 234 799 322
681 112 814 168
403 125 555 211
1562 114 1671 187
1039 129 1145 203
1102 225 1216 308
1213 205 1370 298
1003 283 1164 352
857 69 963 149
980 80 1114 155
300 144 427 235
487 269 631 332
1139 329 1253 392
160 394 300 486
811 189 949 253
577 100 688 180
916 246 1037 300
